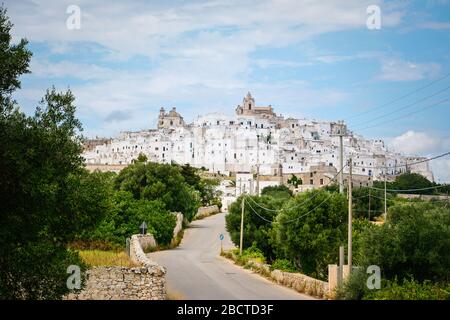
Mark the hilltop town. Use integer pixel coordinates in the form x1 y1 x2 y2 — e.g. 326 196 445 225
83 92 433 190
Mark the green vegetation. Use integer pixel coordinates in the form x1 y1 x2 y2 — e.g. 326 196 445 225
0 6 109 299
78 250 138 268
226 195 282 260
260 185 292 199
287 174 302 188
226 172 450 299
0 6 217 299
273 190 347 280
360 202 450 283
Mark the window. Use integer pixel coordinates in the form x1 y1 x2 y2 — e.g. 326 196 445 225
310 172 313 177
310 179 313 185
248 103 252 110
320 178 324 185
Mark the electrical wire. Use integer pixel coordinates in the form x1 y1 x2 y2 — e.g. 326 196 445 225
345 72 450 121
244 163 347 214
370 184 450 192
351 85 450 128
356 96 450 131
352 151 450 170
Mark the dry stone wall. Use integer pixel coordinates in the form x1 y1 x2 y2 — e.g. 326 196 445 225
65 266 165 300
66 234 166 300
195 205 220 220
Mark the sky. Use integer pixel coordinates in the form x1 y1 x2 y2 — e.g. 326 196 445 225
3 0 450 182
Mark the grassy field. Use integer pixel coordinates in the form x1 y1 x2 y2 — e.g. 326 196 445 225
78 250 139 267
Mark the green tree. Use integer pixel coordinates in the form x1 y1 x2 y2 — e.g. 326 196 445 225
0 7 109 298
352 187 386 220
225 195 281 260
0 6 31 111
393 173 435 194
273 189 347 280
260 185 292 200
287 174 302 188
359 202 450 283
114 161 200 221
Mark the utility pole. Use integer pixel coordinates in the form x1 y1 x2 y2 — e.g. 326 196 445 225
331 120 346 194
339 134 344 194
348 157 353 274
256 134 260 195
368 187 371 221
239 195 245 255
384 169 387 220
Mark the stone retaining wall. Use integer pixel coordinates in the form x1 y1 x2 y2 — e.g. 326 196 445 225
66 235 166 300
195 205 220 220
173 212 184 239
223 251 329 299
65 266 165 300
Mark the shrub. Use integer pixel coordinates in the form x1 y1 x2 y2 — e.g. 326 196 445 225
273 189 347 280
261 185 292 200
359 202 450 282
335 268 371 300
236 245 266 266
114 161 201 221
225 195 281 260
271 259 297 273
365 278 450 300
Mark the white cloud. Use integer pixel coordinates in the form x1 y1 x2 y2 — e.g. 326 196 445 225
377 58 441 82
29 59 113 80
389 130 442 154
388 130 450 182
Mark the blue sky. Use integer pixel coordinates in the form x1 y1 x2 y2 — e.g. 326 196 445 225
4 0 450 181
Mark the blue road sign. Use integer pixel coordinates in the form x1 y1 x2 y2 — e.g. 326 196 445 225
219 234 224 241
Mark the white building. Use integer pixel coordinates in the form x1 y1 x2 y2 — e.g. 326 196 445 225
83 92 434 182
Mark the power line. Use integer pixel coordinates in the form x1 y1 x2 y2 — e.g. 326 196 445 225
370 184 450 193
245 163 348 214
345 72 450 121
245 191 336 224
353 151 450 170
356 96 450 131
351 85 450 129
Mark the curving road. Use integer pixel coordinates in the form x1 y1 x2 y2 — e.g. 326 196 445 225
148 212 314 300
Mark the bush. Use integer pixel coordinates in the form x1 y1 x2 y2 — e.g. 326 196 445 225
271 259 297 273
273 189 347 280
225 195 281 260
114 161 201 221
236 245 266 266
365 278 450 300
79 191 176 246
359 202 450 283
261 185 292 200
352 187 387 220
335 268 371 300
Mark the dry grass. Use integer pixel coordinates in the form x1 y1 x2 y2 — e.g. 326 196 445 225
78 250 139 267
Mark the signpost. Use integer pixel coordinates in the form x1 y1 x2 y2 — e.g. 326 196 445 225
219 233 224 253
140 221 147 235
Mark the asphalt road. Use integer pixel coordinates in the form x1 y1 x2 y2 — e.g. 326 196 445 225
148 212 314 300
